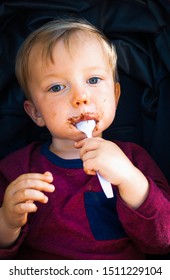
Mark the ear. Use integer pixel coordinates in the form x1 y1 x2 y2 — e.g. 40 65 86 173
24 100 45 127
115 82 121 106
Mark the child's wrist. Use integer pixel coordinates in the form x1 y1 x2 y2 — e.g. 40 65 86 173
117 168 149 209
0 207 21 248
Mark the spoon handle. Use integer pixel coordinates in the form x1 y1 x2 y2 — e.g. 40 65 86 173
76 120 114 198
97 172 114 198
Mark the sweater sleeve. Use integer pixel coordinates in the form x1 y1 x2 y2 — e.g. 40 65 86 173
116 142 170 254
0 226 28 259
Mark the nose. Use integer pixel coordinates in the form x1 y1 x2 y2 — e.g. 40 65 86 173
71 90 89 108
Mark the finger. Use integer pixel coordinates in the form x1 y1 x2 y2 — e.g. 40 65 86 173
13 189 49 205
74 139 86 148
43 171 53 182
15 201 38 214
84 169 96 176
75 138 98 149
79 141 99 159
22 180 55 193
11 178 55 194
75 137 103 148
12 172 54 187
81 150 97 162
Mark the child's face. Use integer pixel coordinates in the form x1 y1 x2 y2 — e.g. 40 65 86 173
24 31 120 142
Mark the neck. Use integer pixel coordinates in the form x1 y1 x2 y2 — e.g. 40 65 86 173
50 139 80 159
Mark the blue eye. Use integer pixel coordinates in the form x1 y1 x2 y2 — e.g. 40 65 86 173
49 84 65 92
88 77 101 84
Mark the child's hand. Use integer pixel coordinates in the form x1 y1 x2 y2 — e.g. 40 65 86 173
1 172 55 230
75 138 149 208
75 138 134 185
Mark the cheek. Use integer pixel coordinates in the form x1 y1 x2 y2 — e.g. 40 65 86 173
102 95 117 121
102 94 116 110
51 110 58 118
40 104 60 124
49 109 62 123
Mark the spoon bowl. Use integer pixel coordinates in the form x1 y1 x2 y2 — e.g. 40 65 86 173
76 120 95 138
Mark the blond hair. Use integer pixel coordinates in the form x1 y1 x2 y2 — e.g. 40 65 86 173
15 18 117 99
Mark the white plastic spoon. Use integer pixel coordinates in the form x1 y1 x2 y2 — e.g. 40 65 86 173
76 120 114 198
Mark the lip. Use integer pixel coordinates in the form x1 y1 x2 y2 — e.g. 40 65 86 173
68 112 100 127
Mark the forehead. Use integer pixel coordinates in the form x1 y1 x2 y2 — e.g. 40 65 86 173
28 30 109 66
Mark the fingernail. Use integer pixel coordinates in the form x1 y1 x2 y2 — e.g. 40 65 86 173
50 184 55 191
44 196 48 203
44 171 52 177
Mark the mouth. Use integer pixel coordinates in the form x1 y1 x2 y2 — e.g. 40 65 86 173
68 112 100 128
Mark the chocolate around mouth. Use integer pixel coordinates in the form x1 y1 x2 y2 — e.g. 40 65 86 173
68 113 99 126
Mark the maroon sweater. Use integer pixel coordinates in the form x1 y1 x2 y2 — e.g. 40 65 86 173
0 141 170 259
